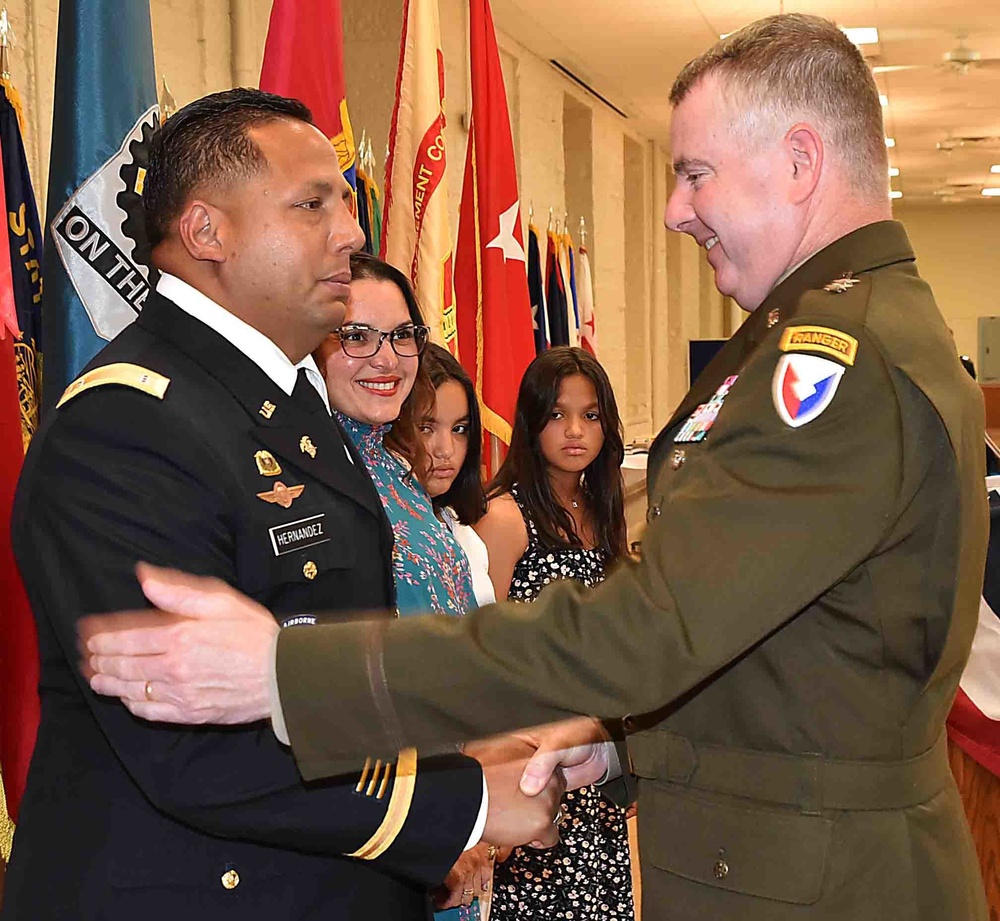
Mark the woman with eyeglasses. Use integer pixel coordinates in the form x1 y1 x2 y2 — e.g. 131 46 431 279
314 253 474 620
314 254 485 921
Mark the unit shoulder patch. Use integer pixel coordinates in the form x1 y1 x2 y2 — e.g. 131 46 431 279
772 353 846 428
56 362 171 408
779 325 858 366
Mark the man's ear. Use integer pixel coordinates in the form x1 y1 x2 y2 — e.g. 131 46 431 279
176 201 227 264
785 122 823 204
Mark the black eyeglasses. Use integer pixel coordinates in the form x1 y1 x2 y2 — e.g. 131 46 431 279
333 324 430 359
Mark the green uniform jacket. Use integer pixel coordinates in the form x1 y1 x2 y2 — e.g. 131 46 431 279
277 222 989 919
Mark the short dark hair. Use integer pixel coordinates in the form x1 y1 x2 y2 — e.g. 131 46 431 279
489 347 627 561
670 14 887 199
143 87 313 247
421 343 487 525
348 253 434 480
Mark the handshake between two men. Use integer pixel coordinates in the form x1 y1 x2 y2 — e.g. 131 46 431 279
81 563 617 862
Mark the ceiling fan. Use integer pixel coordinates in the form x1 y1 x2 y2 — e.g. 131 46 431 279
871 37 1000 76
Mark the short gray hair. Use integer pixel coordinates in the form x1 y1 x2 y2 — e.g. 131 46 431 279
670 14 888 200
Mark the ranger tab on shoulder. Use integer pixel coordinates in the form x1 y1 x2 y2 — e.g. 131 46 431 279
56 362 171 408
779 325 859 367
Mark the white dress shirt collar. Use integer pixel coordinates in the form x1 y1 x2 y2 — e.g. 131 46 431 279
156 272 331 413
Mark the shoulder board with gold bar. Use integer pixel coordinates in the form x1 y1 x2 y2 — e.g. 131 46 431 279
56 363 171 409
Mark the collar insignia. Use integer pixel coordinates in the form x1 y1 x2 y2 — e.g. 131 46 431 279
823 274 859 294
767 308 780 328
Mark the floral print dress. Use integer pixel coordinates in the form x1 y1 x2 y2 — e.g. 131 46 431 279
337 413 479 921
490 485 635 921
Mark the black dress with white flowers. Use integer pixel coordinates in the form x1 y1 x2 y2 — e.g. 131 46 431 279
489 486 635 921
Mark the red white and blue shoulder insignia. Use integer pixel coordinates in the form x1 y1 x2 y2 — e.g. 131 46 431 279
772 353 845 428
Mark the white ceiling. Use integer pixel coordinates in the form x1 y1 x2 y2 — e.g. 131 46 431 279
492 0 1000 205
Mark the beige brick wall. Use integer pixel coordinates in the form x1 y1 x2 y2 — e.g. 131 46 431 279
6 0 729 442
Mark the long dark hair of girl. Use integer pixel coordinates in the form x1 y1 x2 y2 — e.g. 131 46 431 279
349 253 433 480
421 344 487 525
488 346 626 561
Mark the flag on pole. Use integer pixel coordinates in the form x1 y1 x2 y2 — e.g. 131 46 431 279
455 0 534 453
357 162 382 255
948 484 1000 776
577 243 597 356
527 222 548 354
41 0 158 408
560 229 579 346
260 0 357 191
381 0 458 354
0 67 43 823
545 229 569 347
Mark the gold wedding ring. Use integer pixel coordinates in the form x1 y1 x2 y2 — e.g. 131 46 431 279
486 844 498 860
144 680 153 702
462 888 474 896
553 806 567 827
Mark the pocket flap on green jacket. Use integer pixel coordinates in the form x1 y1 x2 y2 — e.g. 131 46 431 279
640 781 834 906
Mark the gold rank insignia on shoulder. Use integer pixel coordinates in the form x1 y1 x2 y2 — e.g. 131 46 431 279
823 274 859 294
256 481 304 508
56 363 170 409
299 435 317 458
254 450 282 477
259 400 277 419
779 324 859 366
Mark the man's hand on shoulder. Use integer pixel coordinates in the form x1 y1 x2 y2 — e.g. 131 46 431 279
82 562 278 724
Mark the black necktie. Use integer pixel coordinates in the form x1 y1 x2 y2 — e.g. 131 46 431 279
292 367 328 415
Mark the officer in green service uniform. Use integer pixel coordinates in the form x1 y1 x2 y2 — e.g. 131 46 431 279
84 14 990 920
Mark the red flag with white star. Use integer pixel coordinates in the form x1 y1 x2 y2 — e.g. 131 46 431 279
454 0 534 456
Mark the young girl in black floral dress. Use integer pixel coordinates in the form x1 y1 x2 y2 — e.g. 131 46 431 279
474 346 634 921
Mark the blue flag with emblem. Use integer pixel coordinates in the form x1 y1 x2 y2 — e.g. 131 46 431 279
41 0 159 409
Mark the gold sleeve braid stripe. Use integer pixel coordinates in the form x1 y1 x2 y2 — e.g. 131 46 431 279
56 363 171 408
346 748 418 860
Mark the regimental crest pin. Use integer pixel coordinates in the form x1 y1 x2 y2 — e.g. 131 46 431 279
772 353 845 428
299 435 317 458
254 450 282 477
256 481 305 508
823 274 859 294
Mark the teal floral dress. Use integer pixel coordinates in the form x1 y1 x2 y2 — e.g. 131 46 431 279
337 414 480 921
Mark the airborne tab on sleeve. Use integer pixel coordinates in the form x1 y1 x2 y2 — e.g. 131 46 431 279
778 325 858 366
56 362 171 408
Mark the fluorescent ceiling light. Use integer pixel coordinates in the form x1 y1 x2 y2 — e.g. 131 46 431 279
885 137 896 148
879 94 889 107
890 190 903 199
991 165 1000 174
842 27 879 46
983 188 1000 197
889 167 900 177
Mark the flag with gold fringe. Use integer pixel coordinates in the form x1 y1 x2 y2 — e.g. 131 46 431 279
381 0 458 354
0 63 43 826
454 0 535 462
260 0 357 190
